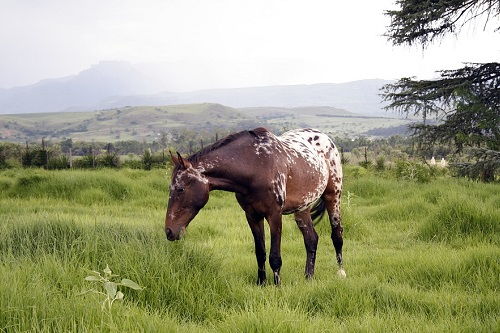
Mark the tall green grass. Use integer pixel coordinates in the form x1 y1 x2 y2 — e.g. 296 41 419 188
0 168 498 332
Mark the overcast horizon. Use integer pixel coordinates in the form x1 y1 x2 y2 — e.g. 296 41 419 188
1 0 499 91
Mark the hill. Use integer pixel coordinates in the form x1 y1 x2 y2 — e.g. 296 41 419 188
0 103 411 142
0 103 253 142
100 79 393 116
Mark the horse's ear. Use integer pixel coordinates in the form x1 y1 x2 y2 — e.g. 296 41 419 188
176 152 192 169
169 150 180 166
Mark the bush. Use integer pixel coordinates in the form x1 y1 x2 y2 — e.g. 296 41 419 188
142 150 167 170
0 148 7 169
142 149 153 170
47 155 70 170
21 149 36 167
96 153 120 168
73 155 95 169
359 160 372 169
0 143 22 169
375 156 386 171
340 149 350 165
346 165 368 179
394 159 433 183
122 159 143 169
3 158 21 169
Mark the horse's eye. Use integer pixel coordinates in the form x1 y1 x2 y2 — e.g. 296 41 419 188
176 188 184 193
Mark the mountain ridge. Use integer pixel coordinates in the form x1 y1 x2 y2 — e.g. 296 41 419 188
0 61 393 116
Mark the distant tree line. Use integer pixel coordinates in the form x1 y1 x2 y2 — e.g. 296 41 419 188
333 135 453 159
0 134 450 171
0 129 234 170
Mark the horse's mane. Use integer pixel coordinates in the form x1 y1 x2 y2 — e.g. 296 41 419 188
188 127 269 163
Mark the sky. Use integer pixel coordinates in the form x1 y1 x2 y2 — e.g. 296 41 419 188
0 0 499 91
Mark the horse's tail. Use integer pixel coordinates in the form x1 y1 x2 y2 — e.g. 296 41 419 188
311 197 327 225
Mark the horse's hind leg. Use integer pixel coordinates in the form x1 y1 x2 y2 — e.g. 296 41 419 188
294 211 319 279
323 186 346 278
245 211 267 285
266 212 283 285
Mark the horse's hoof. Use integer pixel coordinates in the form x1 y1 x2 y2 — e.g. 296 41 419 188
273 272 281 285
257 269 266 285
337 268 346 278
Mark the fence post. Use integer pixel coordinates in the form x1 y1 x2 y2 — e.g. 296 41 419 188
42 137 48 169
69 147 73 168
23 141 29 167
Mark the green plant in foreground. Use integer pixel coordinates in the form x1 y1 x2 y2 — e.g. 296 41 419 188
82 265 143 311
344 190 356 209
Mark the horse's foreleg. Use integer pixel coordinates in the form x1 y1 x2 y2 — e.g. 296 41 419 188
267 213 283 285
294 211 318 279
245 211 266 285
324 189 346 278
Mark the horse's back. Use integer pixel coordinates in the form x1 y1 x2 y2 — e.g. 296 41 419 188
279 129 341 174
277 128 342 213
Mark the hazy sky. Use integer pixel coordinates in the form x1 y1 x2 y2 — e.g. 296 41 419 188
1 0 499 90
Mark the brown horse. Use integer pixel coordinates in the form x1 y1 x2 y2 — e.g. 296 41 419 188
165 127 344 285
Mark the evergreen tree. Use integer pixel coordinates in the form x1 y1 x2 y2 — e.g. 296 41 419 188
382 0 500 181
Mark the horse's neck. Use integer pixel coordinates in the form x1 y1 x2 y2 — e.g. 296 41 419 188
196 152 249 194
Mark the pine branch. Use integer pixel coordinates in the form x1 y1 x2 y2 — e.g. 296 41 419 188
385 0 500 47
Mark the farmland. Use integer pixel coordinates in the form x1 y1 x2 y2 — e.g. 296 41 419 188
0 167 498 332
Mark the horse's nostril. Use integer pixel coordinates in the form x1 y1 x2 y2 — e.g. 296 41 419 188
165 228 174 241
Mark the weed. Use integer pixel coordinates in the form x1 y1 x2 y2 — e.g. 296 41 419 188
82 265 143 311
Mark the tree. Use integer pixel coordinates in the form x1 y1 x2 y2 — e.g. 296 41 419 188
382 0 500 181
60 138 73 154
385 0 500 47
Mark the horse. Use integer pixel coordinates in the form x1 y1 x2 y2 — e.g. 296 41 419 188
164 127 344 285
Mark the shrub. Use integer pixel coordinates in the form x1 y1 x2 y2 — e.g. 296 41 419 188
47 155 70 170
359 160 372 169
0 149 7 169
346 165 368 179
0 143 21 169
375 156 386 171
142 149 153 170
21 149 36 167
142 150 167 170
97 153 120 168
122 159 143 169
73 155 95 169
394 159 433 183
340 148 350 165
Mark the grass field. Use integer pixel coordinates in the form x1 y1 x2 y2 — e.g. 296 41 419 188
0 167 498 332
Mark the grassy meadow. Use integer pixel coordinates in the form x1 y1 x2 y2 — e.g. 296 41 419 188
0 167 498 332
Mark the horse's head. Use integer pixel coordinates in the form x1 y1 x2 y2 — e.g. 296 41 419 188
165 152 209 241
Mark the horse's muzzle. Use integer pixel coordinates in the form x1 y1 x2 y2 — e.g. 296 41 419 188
165 228 178 241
